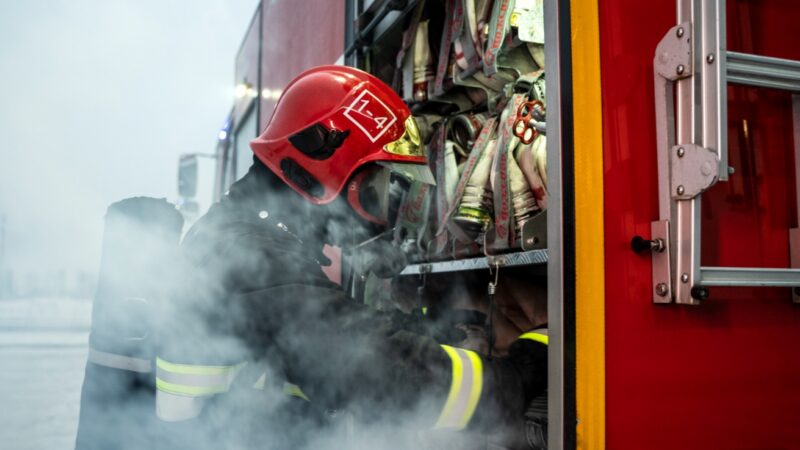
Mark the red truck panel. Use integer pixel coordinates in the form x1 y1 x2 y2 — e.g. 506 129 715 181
234 9 261 124
600 1 800 448
258 0 345 133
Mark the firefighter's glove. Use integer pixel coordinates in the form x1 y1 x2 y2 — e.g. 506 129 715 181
394 308 488 345
358 238 409 279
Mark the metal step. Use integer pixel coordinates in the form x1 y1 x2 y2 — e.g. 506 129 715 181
700 266 800 287
726 51 800 92
704 52 800 290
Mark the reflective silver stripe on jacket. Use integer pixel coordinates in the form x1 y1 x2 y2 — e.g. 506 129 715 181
87 347 152 373
435 345 483 429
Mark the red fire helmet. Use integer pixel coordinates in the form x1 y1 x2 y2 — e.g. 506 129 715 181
250 65 434 208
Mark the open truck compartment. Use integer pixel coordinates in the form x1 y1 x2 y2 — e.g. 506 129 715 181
172 0 800 448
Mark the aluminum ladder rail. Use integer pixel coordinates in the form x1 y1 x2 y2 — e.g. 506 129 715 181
648 0 800 304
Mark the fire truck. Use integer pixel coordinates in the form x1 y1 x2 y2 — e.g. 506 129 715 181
176 0 800 448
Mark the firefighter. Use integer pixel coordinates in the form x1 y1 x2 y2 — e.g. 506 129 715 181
155 65 547 448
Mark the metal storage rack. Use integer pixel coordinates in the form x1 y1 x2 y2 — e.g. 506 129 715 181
343 2 567 448
346 0 551 278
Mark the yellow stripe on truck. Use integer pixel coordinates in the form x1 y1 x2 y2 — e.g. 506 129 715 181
572 0 607 447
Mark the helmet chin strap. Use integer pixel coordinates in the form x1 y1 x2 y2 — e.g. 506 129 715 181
353 226 397 249
353 228 408 279
345 166 392 226
304 194 384 250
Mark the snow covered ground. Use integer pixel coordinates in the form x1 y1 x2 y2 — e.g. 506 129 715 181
0 298 91 450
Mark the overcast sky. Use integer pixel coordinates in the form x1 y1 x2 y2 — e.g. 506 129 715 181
0 0 258 275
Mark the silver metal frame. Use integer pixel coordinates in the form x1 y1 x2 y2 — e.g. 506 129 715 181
698 0 727 181
792 95 800 303
545 0 566 447
650 0 800 304
673 0 707 304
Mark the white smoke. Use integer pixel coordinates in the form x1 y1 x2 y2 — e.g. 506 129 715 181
0 0 256 283
0 1 258 449
72 181 548 450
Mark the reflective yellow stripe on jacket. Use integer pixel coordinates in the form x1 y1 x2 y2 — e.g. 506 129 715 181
435 345 483 430
155 357 245 396
283 382 310 402
155 357 245 422
518 330 549 346
252 373 311 402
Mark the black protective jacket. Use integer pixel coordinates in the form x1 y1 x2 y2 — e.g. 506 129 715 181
157 161 543 449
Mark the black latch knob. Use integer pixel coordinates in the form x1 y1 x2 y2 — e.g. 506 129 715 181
691 286 710 301
631 235 665 254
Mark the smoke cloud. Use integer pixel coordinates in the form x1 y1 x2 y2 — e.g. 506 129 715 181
0 0 256 282
74 179 547 450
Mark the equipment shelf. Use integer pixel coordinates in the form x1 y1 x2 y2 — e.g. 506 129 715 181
399 249 549 276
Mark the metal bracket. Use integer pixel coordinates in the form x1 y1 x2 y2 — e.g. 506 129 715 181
521 211 548 251
670 144 719 199
655 22 693 81
654 22 693 219
651 220 672 303
487 254 508 268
